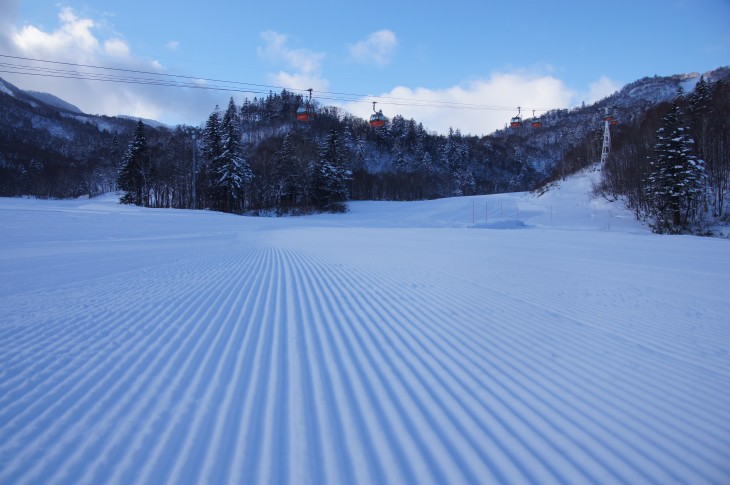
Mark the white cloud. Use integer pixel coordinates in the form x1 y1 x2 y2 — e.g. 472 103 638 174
165 40 180 51
581 75 621 104
12 7 100 57
0 6 625 135
257 30 328 91
0 6 217 126
268 71 329 94
104 38 130 57
338 71 578 136
349 29 397 66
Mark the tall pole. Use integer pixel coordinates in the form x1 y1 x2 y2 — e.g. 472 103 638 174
192 133 197 210
600 107 612 165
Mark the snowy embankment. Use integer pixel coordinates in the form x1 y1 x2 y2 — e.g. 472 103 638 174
1 168 729 484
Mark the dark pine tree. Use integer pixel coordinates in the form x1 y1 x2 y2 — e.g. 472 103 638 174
313 129 351 212
118 120 153 206
442 128 473 196
210 98 252 213
202 106 223 210
273 132 301 210
645 94 706 233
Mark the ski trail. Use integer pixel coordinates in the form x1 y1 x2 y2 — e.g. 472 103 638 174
196 249 286 484
30 248 260 484
264 229 729 483
340 253 724 480
290 249 423 483
246 248 290 485
340 263 660 483
0 251 242 482
126 243 268 485
153 246 273 485
288 248 586 483
62 248 260 479
2 202 729 484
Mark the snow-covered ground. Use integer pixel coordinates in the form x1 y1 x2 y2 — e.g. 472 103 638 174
1 168 729 484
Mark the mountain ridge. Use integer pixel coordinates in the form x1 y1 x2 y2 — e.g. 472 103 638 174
1 66 728 203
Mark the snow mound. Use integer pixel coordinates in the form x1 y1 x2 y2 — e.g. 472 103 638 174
470 219 531 229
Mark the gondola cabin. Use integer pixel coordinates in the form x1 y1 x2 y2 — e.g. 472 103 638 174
510 107 523 128
530 110 541 128
296 105 315 122
296 88 316 122
370 110 386 128
369 101 386 128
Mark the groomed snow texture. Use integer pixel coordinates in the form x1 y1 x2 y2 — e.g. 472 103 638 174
1 170 729 484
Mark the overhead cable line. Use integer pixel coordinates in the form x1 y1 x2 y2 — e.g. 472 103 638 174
0 54 552 113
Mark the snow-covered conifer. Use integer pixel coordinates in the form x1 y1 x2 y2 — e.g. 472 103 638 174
313 130 351 212
645 95 706 232
273 132 301 209
210 98 252 213
118 120 153 206
203 106 223 165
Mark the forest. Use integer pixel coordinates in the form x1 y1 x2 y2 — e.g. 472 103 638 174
593 77 730 233
1 85 546 212
1 69 729 234
114 90 556 215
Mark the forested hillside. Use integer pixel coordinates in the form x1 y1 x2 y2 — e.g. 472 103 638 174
593 73 730 233
1 67 729 231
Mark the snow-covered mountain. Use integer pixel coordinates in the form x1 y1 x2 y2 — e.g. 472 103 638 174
0 76 142 132
601 66 730 119
613 66 730 107
117 114 169 129
24 90 82 113
478 66 730 182
1 66 729 201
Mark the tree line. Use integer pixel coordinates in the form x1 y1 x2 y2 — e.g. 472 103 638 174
594 77 730 234
115 90 542 215
3 72 729 234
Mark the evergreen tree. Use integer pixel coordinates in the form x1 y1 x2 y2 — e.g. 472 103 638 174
210 98 252 213
313 130 351 212
106 134 122 192
442 128 473 196
203 106 223 164
118 120 153 206
688 76 714 162
273 132 301 209
645 95 706 232
200 106 223 209
689 77 712 117
392 140 409 173
414 128 435 175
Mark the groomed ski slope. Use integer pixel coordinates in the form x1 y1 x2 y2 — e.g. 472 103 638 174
1 167 729 484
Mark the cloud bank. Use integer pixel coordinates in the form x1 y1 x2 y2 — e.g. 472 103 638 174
339 71 620 135
257 30 329 92
0 6 620 135
0 7 215 125
349 30 398 66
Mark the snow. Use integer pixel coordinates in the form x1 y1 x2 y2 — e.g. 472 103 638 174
680 75 701 93
1 168 729 484
24 90 82 114
0 81 14 97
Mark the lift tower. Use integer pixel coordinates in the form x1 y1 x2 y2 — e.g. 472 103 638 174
600 107 617 165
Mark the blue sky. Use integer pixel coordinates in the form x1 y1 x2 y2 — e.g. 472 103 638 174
1 0 729 134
